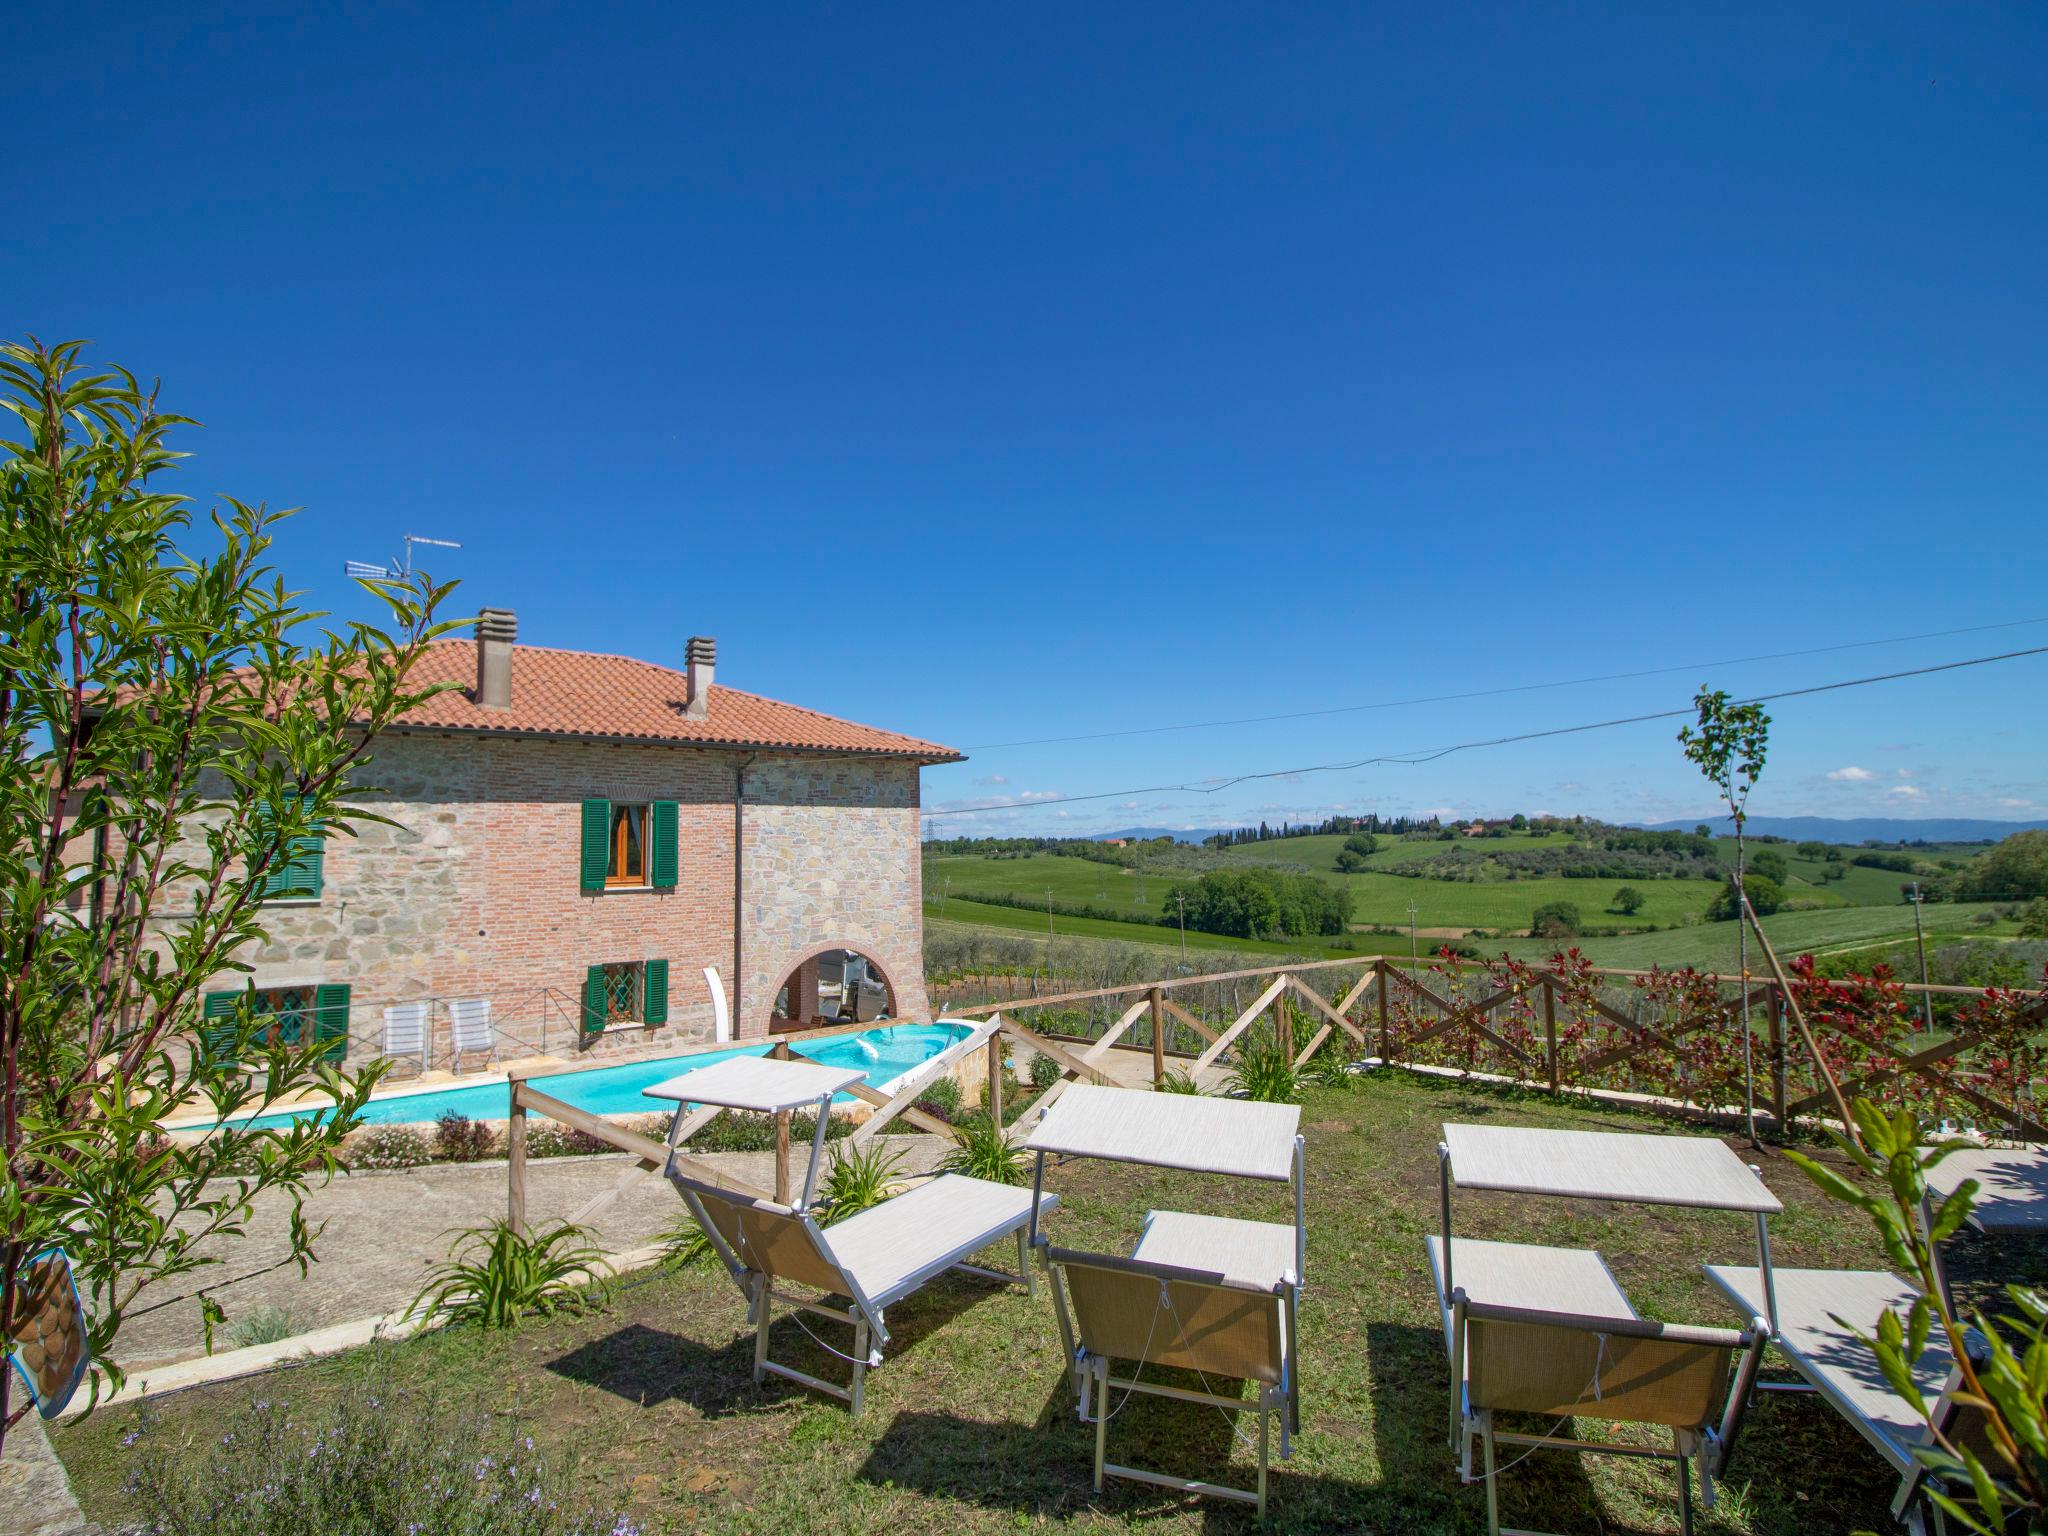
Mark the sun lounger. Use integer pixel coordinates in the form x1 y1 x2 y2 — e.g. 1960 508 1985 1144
1923 1145 2048 1234
446 997 495 1073
1045 1244 1290 1515
1704 1264 1992 1532
1433 1237 1768 1536
381 1001 430 1074
672 1169 1055 1413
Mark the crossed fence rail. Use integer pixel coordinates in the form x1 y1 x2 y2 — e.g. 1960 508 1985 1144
502 950 2047 1231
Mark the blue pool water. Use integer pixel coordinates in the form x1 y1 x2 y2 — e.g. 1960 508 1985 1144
224 1021 973 1131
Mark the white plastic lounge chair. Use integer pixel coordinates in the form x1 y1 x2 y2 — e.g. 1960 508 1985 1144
381 1001 431 1074
446 997 495 1073
1434 1237 1768 1536
672 1169 1055 1414
1045 1244 1290 1516
1924 1145 2048 1234
1705 1265 1989 1533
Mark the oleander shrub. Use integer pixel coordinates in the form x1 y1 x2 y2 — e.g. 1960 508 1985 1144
122 1362 636 1536
1029 1052 1063 1091
524 1121 615 1159
344 1125 431 1171
432 1111 497 1163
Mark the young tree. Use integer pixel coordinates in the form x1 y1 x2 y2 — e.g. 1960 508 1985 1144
0 339 457 1447
1678 686 1771 1140
1610 885 1645 916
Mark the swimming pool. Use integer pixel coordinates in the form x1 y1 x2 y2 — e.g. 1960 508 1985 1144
219 1021 975 1131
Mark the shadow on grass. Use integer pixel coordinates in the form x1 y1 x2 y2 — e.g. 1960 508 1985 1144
544 1270 1003 1418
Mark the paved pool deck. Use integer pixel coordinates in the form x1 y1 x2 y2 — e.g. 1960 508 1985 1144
111 1139 953 1371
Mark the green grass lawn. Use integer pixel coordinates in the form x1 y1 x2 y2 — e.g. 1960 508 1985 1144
925 849 1723 937
925 897 1403 959
1500 901 2017 972
56 1070 2010 1535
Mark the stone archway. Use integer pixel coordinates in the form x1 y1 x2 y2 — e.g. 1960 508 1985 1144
766 941 901 1034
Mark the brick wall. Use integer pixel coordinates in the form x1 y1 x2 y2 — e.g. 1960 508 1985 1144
167 732 929 1065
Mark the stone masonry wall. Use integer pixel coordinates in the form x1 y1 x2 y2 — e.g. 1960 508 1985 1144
162 733 928 1065
738 754 929 1039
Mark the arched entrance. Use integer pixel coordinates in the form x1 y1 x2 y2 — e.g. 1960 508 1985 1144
770 946 898 1033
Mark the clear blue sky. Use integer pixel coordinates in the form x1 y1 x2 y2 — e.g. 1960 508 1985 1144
14 4 2046 835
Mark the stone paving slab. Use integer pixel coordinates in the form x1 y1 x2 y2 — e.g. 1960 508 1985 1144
0 1418 89 1536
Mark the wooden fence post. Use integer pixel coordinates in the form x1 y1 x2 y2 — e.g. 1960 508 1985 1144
1149 986 1165 1087
1543 977 1559 1094
1769 984 1788 1129
988 1032 1004 1134
1378 962 1391 1065
507 1079 529 1236
771 1038 792 1203
1276 984 1294 1064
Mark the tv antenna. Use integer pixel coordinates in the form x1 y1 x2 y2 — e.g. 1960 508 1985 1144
344 533 462 581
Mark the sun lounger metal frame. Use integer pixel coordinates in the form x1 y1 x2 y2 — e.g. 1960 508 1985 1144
673 1169 1055 1414
1045 1244 1289 1517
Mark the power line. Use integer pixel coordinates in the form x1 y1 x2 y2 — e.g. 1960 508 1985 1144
926 643 2048 819
964 616 2048 751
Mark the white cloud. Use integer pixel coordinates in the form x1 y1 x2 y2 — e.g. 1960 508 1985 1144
1889 784 1924 799
974 773 1010 787
1826 766 1875 782
2000 797 2038 810
1895 768 1917 779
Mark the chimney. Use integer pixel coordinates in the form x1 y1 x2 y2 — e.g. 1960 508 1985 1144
684 635 716 718
476 608 516 710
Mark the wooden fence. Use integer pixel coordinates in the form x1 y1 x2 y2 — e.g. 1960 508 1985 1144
504 950 2046 1227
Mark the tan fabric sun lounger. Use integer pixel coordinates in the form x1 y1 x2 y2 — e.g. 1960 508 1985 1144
1703 1264 1993 1532
674 1170 1055 1413
1435 1237 1768 1536
1046 1244 1290 1516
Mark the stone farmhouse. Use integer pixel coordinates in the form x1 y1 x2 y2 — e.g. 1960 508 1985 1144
192 611 960 1066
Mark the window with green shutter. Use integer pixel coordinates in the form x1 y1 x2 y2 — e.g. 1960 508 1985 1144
260 794 324 900
314 983 351 1063
580 799 611 892
201 989 243 1066
650 801 678 889
643 959 669 1025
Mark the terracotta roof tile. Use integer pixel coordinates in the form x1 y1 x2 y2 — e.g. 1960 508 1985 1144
387 640 961 760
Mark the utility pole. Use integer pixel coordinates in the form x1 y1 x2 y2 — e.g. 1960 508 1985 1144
1408 899 1420 970
1176 890 1188 963
1909 882 1935 1034
1046 887 1055 941
940 876 950 920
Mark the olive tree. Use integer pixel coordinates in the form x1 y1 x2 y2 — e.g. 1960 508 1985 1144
0 338 457 1446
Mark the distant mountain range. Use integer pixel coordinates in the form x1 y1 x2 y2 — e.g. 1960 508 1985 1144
1640 815 2048 843
1090 826 1211 844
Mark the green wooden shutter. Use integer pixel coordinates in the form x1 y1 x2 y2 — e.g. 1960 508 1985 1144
314 983 350 1063
580 799 611 892
649 801 678 889
642 959 669 1025
201 989 241 1065
582 965 608 1033
288 794 325 898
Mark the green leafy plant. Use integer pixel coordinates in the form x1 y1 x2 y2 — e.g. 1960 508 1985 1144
1226 1035 1299 1104
0 338 458 1446
658 1215 719 1271
1788 1100 2048 1533
1301 1044 1353 1089
1029 1052 1063 1091
408 1220 612 1330
222 1304 302 1350
914 1072 962 1122
122 1358 635 1536
939 1114 1024 1185
1157 1070 1204 1095
818 1143 906 1224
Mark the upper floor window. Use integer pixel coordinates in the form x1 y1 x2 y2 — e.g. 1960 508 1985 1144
260 793 324 900
608 804 647 886
580 798 679 893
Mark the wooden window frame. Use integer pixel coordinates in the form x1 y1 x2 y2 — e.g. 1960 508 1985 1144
606 803 649 888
